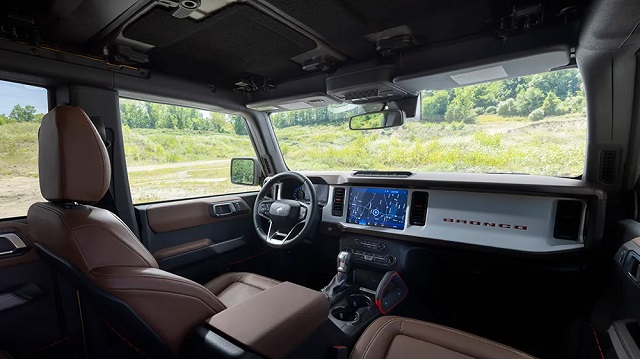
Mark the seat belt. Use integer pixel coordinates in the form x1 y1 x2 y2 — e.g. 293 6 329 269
89 116 119 216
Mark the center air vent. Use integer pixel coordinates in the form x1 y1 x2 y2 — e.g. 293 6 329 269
409 192 429 226
353 171 413 178
553 200 583 241
332 188 346 217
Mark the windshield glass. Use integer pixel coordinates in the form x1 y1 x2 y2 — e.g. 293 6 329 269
270 68 586 177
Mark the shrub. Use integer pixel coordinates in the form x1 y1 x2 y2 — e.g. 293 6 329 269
485 106 497 114
528 108 545 121
497 98 518 117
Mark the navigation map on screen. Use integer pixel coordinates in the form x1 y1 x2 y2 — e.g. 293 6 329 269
346 187 408 230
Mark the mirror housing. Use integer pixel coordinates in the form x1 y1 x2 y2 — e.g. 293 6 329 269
230 158 261 186
349 109 405 130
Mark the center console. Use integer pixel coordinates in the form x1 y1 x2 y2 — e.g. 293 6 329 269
322 248 409 340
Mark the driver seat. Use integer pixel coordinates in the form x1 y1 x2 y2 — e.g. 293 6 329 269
27 105 280 354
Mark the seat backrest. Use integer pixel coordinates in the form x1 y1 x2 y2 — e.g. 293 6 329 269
27 106 226 354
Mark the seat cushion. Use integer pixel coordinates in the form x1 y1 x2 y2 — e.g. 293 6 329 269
351 316 536 359
205 272 281 308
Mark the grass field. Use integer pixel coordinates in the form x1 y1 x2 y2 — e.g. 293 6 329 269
0 115 586 218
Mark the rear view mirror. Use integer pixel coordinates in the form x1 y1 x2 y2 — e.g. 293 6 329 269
349 109 405 130
230 158 261 186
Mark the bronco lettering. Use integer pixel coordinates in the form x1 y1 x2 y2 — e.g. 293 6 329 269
443 218 528 231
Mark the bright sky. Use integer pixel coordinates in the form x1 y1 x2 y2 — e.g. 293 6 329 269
0 80 48 116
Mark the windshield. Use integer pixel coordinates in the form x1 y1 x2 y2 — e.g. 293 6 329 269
270 68 586 177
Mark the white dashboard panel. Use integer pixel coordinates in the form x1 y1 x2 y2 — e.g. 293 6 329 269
322 186 586 253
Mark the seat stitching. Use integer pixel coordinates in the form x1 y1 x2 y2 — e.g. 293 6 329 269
92 272 227 310
397 319 535 359
75 108 108 201
108 287 221 313
73 224 153 267
32 203 91 268
359 318 403 358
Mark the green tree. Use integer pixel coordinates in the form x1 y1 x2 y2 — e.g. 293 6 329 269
529 70 581 100
515 87 545 116
445 87 476 123
9 105 38 122
421 90 449 122
541 92 562 117
232 116 248 135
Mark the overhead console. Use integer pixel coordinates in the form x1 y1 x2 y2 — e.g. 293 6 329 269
326 65 413 104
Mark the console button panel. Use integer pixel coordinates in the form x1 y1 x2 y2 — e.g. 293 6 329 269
342 234 404 269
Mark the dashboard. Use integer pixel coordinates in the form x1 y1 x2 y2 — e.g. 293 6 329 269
274 171 604 255
324 185 588 252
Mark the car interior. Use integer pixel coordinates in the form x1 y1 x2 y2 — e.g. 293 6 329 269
1 0 640 358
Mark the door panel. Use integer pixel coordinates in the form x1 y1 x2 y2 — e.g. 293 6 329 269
135 192 267 281
0 222 70 358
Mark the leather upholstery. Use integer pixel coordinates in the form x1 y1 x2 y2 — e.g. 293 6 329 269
207 282 329 359
351 316 537 359
27 106 225 353
38 106 110 204
205 272 280 308
27 202 225 352
27 106 285 353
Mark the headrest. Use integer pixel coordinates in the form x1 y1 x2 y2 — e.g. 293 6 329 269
39 106 111 204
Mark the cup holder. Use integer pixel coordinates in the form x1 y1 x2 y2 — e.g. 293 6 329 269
347 294 371 309
331 306 358 322
331 294 372 322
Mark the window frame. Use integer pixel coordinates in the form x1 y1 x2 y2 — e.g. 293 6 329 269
118 96 261 205
0 79 50 220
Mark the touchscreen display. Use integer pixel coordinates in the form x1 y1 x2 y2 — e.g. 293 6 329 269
346 187 408 230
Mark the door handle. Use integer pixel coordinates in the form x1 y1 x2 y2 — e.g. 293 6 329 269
0 233 27 256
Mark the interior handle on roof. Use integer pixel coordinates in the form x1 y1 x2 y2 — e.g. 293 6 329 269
0 233 27 257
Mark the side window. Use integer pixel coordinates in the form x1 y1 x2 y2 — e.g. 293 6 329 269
0 80 48 219
119 98 259 204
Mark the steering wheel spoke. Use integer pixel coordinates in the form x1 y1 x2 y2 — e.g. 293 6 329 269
297 201 309 221
257 199 275 220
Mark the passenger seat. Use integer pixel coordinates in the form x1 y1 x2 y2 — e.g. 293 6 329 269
351 316 536 359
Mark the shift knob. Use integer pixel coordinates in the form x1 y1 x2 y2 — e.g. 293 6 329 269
337 251 352 273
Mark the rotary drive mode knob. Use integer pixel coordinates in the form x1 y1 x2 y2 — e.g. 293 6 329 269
385 255 397 265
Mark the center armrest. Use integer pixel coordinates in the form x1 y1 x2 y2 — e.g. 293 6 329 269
207 281 329 359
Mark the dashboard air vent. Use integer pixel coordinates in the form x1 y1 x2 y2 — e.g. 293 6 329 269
332 188 346 217
553 200 583 241
599 150 618 184
409 191 429 226
353 171 413 178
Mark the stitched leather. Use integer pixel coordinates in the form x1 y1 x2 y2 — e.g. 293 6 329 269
351 316 537 359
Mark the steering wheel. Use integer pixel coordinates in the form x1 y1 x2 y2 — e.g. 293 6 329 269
253 172 318 249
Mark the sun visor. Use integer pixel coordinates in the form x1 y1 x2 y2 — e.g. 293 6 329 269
394 45 571 92
247 94 340 112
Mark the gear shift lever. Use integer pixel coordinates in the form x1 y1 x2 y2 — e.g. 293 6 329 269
337 250 352 273
322 251 352 304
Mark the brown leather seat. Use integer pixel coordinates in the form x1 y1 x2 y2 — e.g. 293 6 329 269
27 105 280 353
351 316 537 359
